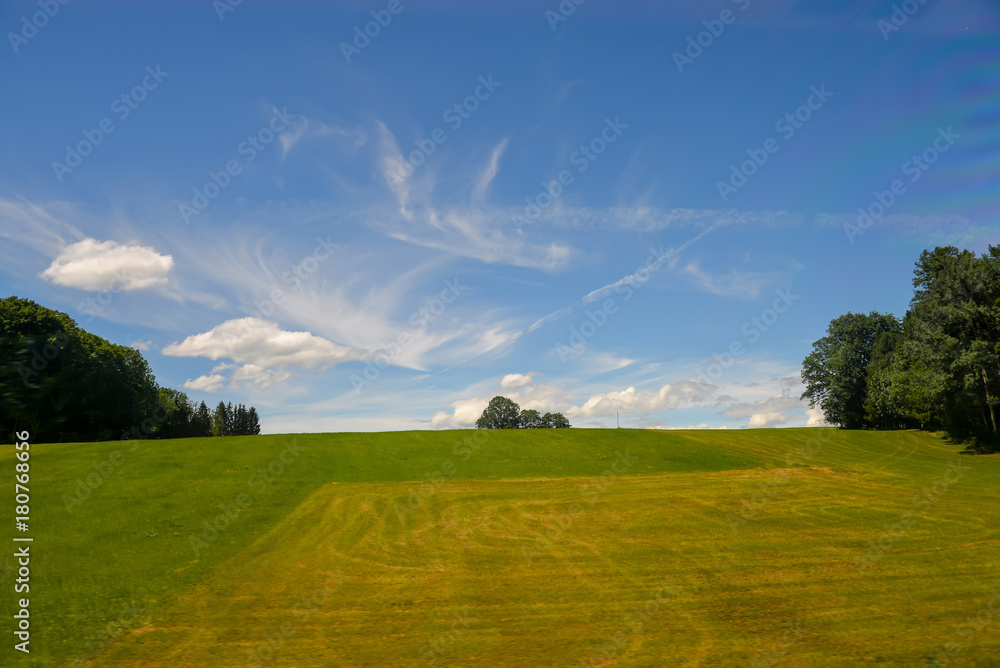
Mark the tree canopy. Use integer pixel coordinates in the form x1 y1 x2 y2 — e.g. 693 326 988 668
1 296 262 443
801 246 1000 449
476 396 571 429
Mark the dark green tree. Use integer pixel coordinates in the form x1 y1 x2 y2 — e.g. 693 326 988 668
0 297 159 443
156 388 194 439
192 400 213 437
542 412 571 428
246 406 261 435
476 396 521 429
518 409 543 429
801 311 902 429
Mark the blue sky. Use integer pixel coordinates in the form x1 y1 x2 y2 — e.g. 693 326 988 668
1 0 997 432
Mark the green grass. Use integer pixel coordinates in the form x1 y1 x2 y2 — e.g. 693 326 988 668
1 428 998 666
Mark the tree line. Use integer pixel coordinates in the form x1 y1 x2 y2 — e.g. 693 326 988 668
476 396 571 429
801 246 1000 449
0 296 261 443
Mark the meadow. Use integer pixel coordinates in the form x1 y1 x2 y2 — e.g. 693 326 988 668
2 428 998 667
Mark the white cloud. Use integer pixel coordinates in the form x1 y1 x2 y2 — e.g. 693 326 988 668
183 374 227 393
500 372 534 389
164 318 363 390
431 397 490 429
39 238 173 291
567 381 704 419
747 412 792 428
280 117 368 158
473 138 509 201
163 318 359 368
130 339 152 351
719 389 808 428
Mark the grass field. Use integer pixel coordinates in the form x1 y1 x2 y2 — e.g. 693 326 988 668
2 428 999 667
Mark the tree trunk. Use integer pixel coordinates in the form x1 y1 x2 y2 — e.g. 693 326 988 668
981 366 998 434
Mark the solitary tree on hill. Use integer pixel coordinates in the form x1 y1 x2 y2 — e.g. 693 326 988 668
476 396 521 429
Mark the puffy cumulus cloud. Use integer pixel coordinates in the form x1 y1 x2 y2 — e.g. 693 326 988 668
431 397 490 429
747 412 792 428
40 238 173 291
805 405 829 427
163 318 358 368
130 340 152 351
430 377 576 429
500 373 534 389
567 381 704 419
165 318 362 391
719 390 807 428
183 374 227 393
